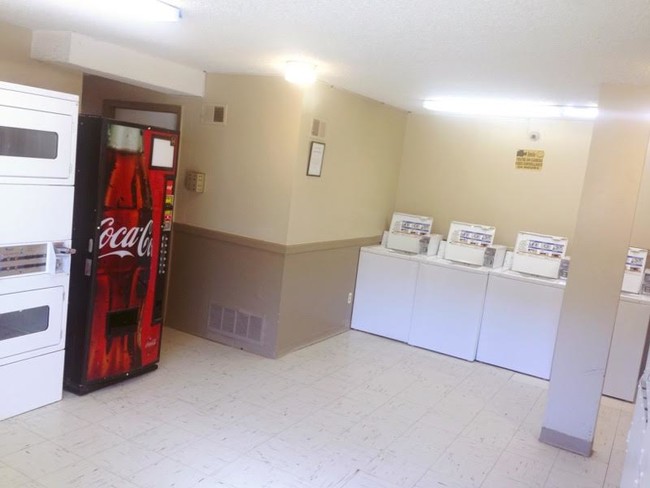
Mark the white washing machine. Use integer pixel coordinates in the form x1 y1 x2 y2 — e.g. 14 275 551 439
476 268 565 379
351 246 419 342
408 257 490 361
603 293 650 402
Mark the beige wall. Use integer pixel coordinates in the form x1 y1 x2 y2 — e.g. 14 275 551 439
183 75 303 243
395 114 594 250
0 21 82 95
286 84 407 245
81 74 194 114
84 75 407 247
81 74 405 356
83 74 303 244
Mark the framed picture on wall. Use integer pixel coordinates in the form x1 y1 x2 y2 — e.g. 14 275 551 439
307 141 326 177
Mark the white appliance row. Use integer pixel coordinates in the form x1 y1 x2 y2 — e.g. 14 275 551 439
0 82 78 420
352 246 491 362
351 246 650 401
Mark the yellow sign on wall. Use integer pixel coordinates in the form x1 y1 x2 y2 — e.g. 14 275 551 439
516 149 544 170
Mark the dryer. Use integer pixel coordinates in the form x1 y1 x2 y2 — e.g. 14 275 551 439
0 81 78 420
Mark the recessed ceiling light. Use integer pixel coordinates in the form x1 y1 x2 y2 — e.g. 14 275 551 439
422 97 598 120
60 0 181 22
284 61 317 85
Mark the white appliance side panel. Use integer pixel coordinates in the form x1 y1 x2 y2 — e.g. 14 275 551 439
351 251 418 342
0 185 74 244
476 274 564 379
603 301 650 401
409 263 488 360
0 349 64 420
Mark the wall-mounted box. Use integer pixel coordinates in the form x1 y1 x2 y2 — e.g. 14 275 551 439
185 170 205 193
201 104 227 125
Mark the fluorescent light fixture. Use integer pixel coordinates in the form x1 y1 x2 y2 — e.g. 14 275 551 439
560 106 599 119
422 97 598 120
60 0 181 22
284 61 317 85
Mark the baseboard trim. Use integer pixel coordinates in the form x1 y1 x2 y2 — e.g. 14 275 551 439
173 223 380 255
539 427 593 457
275 326 349 358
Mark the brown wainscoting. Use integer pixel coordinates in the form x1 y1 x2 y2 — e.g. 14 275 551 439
166 223 380 358
173 223 287 255
276 246 363 357
165 225 285 358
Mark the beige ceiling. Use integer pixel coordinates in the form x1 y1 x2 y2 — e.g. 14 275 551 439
1 0 650 112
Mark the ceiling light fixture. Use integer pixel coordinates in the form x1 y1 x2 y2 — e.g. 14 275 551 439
61 0 181 22
284 61 317 85
422 97 599 120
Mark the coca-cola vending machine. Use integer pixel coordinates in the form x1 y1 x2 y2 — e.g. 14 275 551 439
65 116 177 393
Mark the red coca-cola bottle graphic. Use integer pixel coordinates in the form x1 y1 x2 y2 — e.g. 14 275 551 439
86 124 153 381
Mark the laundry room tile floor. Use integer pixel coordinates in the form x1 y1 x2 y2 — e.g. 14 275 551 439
0 328 633 488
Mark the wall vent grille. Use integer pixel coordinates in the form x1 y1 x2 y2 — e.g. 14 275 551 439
311 118 326 138
207 303 264 344
201 104 227 125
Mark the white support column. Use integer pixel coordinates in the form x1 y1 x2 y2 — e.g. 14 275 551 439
540 84 650 455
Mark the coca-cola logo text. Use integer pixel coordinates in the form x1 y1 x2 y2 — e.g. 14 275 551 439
98 217 153 259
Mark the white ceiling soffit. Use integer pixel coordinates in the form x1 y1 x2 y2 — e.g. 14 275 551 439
31 31 205 97
3 1 650 111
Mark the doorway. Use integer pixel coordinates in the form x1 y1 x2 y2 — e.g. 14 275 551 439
102 100 181 131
